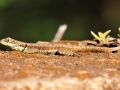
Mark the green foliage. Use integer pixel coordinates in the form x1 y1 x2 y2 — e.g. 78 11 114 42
0 0 15 7
90 30 111 42
0 0 119 41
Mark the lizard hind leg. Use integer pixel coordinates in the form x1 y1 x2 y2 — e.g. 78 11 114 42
56 48 80 57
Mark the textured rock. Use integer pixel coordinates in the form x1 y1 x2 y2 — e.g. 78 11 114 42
0 50 120 90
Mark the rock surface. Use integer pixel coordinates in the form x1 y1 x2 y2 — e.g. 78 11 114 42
0 50 120 90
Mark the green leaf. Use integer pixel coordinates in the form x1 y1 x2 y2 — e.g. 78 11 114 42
90 31 101 41
90 30 111 42
118 28 120 37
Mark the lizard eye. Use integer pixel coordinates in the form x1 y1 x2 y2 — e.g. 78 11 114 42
6 38 10 42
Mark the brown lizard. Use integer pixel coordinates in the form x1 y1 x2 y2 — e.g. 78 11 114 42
0 37 119 57
0 37 79 56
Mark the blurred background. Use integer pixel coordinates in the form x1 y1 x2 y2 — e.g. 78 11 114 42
0 0 120 42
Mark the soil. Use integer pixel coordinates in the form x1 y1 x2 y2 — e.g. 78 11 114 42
0 40 120 90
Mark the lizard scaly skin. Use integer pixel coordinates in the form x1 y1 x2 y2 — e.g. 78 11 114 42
0 37 79 56
0 37 119 57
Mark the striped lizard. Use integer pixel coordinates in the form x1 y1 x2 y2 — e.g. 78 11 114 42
0 37 119 57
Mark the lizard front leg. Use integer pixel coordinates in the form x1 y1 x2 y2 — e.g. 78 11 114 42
23 46 79 57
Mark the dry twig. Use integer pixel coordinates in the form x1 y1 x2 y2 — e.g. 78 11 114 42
52 24 67 42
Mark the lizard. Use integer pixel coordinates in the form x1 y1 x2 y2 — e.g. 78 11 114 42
0 37 119 57
0 37 79 57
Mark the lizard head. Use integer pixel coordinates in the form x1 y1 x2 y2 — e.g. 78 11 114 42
0 37 25 51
